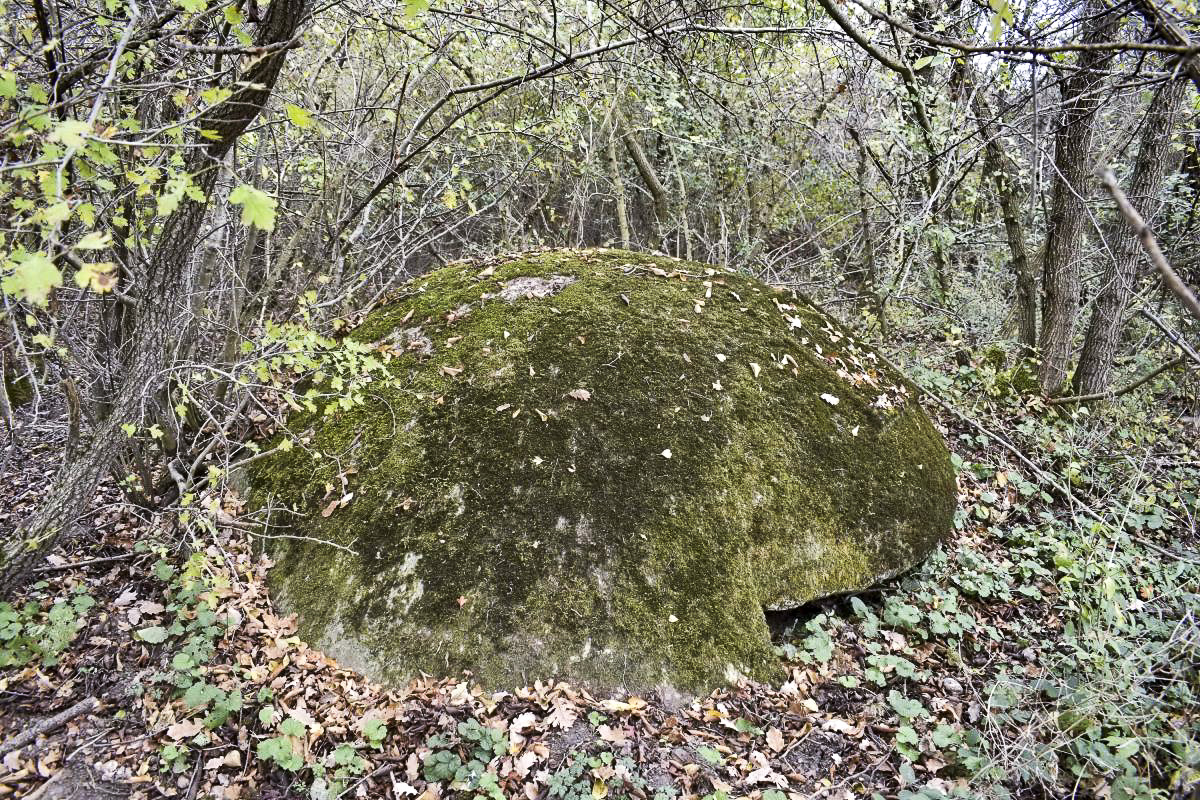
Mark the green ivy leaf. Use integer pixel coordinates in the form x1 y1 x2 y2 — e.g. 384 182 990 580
48 119 91 148
184 681 221 709
3 251 63 305
888 689 927 720
362 717 387 746
285 103 313 129
228 184 277 232
136 626 169 644
931 724 959 748
279 716 306 737
404 0 430 17
75 231 111 250
257 736 303 771
200 87 233 106
39 202 72 227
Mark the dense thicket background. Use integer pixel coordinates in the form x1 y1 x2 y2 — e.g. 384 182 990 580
0 0 1198 798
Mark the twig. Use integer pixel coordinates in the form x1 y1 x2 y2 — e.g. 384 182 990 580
24 770 63 800
0 696 99 755
338 762 396 798
1130 0 1200 91
1139 308 1200 366
1099 167 1200 323
32 552 139 573
61 376 82 460
1047 356 1188 404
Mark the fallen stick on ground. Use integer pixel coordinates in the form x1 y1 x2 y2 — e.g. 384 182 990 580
0 696 99 756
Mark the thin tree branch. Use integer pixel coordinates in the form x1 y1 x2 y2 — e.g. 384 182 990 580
1099 167 1200 323
1130 0 1200 90
845 0 1200 61
1047 356 1188 404
0 697 99 755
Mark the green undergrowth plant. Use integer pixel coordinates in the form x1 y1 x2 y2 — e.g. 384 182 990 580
421 717 510 799
782 344 1199 799
960 354 1194 795
545 746 678 800
128 542 385 797
0 583 94 667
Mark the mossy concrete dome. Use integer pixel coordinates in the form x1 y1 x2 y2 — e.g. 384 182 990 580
251 249 955 693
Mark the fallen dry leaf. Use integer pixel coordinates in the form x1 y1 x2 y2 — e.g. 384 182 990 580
167 719 203 740
545 699 578 729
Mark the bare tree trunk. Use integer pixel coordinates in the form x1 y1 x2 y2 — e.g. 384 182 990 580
2 0 310 594
617 112 669 245
0 350 15 438
904 0 951 298
605 114 631 250
1036 1 1119 394
1074 78 1186 396
972 80 1037 349
850 128 884 336
668 142 693 260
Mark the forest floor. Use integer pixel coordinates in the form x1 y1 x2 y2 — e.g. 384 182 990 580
0 345 1197 800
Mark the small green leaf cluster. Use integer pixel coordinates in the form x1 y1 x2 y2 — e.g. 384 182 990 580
139 555 232 690
238 320 388 418
256 715 308 772
774 613 839 664
800 614 835 663
545 747 676 800
421 717 510 796
0 584 94 667
137 551 380 794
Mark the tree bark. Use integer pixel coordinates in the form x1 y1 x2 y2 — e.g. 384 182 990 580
1101 169 1200 325
617 112 669 241
1036 1 1119 394
971 77 1037 349
2 0 310 595
668 142 693 260
849 127 885 337
605 113 632 249
1073 78 1186 396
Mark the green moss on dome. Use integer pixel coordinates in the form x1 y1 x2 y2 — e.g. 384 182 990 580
250 249 955 693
